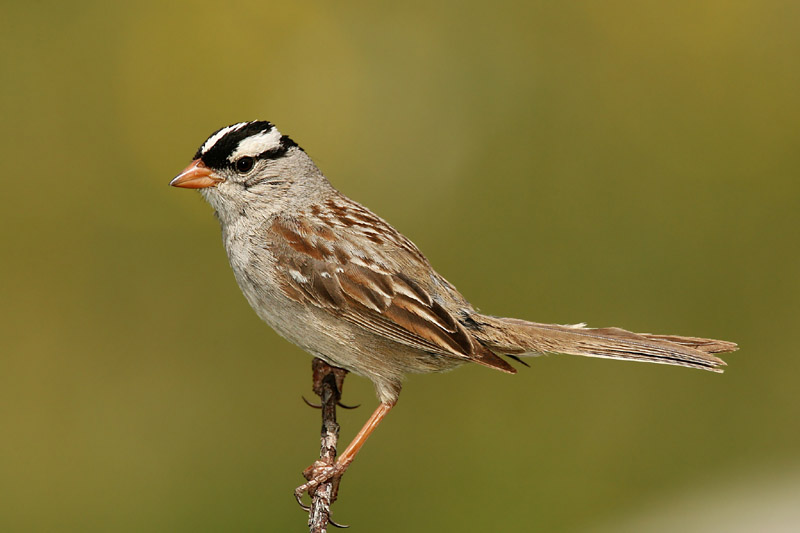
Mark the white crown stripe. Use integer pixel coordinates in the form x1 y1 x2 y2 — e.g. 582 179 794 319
200 122 248 156
228 128 283 162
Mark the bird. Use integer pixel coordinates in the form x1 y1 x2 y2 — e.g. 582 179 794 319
170 120 737 504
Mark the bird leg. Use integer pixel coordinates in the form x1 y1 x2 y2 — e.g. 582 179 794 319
295 402 394 507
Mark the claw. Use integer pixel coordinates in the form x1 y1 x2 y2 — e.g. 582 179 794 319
304 396 359 410
295 487 349 527
328 516 350 528
294 488 311 512
302 396 322 409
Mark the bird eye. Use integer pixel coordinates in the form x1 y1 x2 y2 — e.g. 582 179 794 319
235 156 254 173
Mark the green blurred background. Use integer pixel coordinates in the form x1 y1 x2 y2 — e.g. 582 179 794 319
2 1 798 531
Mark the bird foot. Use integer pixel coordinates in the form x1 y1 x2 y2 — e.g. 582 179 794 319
301 396 360 410
294 460 347 511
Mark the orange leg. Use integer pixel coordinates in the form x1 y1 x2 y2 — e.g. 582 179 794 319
335 402 393 469
295 402 395 506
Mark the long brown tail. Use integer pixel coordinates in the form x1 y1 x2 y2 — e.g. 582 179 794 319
469 315 737 372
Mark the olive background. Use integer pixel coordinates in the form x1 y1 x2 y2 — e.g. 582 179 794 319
2 2 798 531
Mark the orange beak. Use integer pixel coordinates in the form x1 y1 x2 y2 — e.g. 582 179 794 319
170 160 223 189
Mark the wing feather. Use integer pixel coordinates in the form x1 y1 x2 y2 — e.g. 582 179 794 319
266 211 515 373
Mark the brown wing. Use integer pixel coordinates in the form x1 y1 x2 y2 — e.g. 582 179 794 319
265 205 515 374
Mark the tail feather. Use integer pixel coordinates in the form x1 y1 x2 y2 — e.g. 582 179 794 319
469 315 737 373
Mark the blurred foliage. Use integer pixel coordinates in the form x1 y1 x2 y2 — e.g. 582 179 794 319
1 1 798 531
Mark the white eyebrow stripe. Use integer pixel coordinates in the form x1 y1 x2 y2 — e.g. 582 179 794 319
200 122 248 155
228 128 282 162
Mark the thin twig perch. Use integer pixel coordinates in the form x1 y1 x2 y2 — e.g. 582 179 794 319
305 358 348 533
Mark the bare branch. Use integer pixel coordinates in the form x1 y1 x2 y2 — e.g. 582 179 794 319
306 358 348 533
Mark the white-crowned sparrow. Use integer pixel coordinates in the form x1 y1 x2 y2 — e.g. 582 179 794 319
171 120 737 501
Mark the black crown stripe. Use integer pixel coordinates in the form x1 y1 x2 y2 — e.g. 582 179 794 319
196 121 277 169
